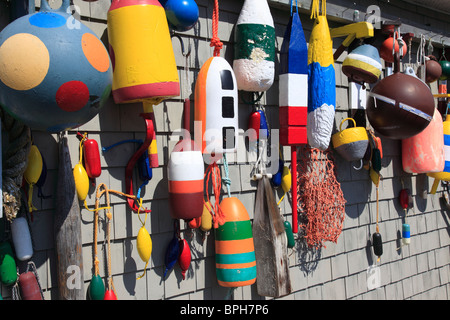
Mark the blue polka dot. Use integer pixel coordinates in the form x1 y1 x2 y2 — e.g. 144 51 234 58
29 12 67 28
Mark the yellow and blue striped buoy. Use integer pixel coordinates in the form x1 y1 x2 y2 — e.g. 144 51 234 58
307 0 335 151
215 197 256 287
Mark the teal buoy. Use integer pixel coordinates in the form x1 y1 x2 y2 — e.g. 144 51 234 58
88 274 105 300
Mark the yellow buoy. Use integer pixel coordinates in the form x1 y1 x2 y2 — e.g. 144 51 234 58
136 226 152 279
200 202 212 232
73 163 89 201
24 145 43 185
281 166 291 193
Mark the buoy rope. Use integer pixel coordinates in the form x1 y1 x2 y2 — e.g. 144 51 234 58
210 0 223 56
222 154 232 198
290 0 298 15
311 0 326 19
204 161 225 228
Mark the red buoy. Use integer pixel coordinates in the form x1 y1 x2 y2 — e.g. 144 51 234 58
104 289 117 300
178 239 191 280
19 271 42 300
83 138 101 179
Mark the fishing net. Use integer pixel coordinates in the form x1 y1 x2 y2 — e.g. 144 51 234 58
297 145 346 249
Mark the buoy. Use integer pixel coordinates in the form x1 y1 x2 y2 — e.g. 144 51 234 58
332 118 369 162
307 1 336 151
24 145 42 186
379 33 407 63
168 140 204 220
136 226 152 275
215 197 256 287
281 166 291 194
279 7 308 146
83 137 101 179
18 271 42 300
372 232 383 258
399 188 413 211
402 109 444 174
439 60 450 80
178 238 191 280
200 202 213 232
88 274 105 300
188 217 201 229
271 160 283 187
0 241 18 286
159 0 199 32
342 44 382 84
104 289 117 300
0 0 112 132
73 163 89 201
247 110 261 142
194 56 238 158
11 216 33 261
284 221 295 249
367 53 435 140
419 55 442 83
402 223 410 246
233 0 275 92
107 0 179 104
427 114 450 193
164 230 180 278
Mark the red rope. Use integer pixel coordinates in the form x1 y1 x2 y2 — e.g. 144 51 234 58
204 161 225 228
210 0 223 57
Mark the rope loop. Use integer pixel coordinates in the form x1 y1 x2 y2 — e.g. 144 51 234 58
210 0 222 56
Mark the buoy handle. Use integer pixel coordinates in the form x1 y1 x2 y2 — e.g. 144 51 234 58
40 0 71 13
339 117 357 132
430 178 440 194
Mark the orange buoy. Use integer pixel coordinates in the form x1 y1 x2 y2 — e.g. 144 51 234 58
215 197 256 287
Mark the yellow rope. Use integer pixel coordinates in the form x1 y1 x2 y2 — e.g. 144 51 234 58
311 0 326 19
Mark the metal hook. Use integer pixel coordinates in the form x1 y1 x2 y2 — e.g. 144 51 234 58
171 33 191 57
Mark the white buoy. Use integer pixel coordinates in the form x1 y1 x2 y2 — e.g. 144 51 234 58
11 216 33 261
233 0 275 92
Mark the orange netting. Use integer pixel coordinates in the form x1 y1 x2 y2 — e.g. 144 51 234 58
297 145 346 249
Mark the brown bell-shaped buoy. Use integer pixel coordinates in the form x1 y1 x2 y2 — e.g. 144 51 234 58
417 55 442 83
367 53 435 140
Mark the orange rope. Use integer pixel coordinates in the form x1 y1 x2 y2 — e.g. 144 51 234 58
210 0 223 57
204 161 225 228
297 145 346 249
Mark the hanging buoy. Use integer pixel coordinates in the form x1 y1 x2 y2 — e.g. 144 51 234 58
279 6 308 147
332 118 369 162
163 233 180 278
159 0 199 32
194 56 238 158
439 60 450 80
399 188 413 211
11 216 33 261
0 0 112 132
215 197 256 287
402 223 410 246
402 109 444 174
281 166 291 194
168 140 204 220
178 239 191 280
88 274 105 300
284 221 295 249
136 226 152 276
73 163 89 201
247 111 261 142
307 1 336 151
342 44 382 84
188 217 201 229
0 241 18 286
83 138 101 179
107 0 179 104
233 0 275 92
372 232 383 258
367 53 434 140
104 289 117 300
200 202 213 232
271 160 284 187
379 33 407 63
18 270 42 300
419 55 442 83
24 145 42 185
427 114 450 193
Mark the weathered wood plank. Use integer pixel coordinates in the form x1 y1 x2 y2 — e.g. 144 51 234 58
54 135 84 300
253 176 291 298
